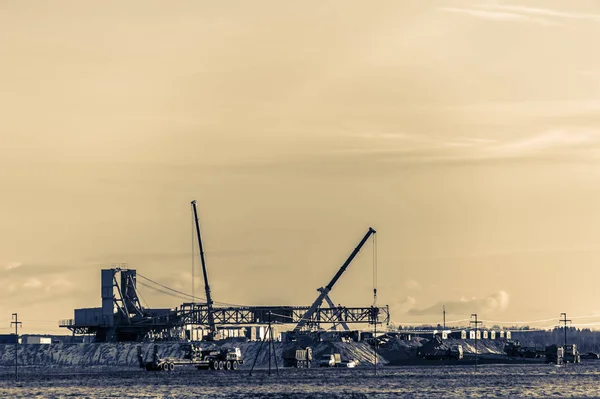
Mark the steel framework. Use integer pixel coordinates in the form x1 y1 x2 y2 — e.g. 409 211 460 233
177 304 389 327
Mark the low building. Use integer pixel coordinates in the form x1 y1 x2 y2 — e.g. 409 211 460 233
22 335 51 345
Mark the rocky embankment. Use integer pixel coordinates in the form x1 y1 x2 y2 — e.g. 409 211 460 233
0 341 385 368
0 337 507 368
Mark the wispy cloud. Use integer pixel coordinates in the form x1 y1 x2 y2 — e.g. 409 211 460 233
439 6 555 25
479 4 600 22
349 128 600 164
408 290 510 316
3 262 22 270
23 278 42 289
405 279 421 290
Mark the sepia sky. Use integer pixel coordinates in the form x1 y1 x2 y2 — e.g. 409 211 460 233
2 0 600 334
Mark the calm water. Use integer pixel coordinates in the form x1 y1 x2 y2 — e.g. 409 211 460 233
1 363 599 398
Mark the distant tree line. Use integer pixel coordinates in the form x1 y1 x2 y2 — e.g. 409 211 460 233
511 328 600 353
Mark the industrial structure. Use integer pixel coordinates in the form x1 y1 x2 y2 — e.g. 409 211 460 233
59 202 389 342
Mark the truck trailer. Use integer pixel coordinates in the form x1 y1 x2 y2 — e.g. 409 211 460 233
138 344 244 371
282 347 313 368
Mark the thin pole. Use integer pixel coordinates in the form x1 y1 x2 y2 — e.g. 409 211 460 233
371 306 378 376
560 312 571 351
470 314 481 367
268 312 271 376
248 327 267 377
11 313 22 381
191 205 195 302
443 305 446 329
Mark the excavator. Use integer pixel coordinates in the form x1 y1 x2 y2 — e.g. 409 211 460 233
293 227 376 332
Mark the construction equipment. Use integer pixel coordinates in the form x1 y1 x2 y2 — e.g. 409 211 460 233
504 341 545 359
282 347 313 368
581 352 600 360
319 353 342 367
417 335 463 361
191 200 219 341
545 345 564 365
137 344 243 371
293 228 376 332
563 344 581 363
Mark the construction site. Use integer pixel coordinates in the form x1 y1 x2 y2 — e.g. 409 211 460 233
0 201 589 373
1 201 597 399
57 201 389 346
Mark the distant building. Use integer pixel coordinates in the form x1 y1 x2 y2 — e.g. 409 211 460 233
22 335 51 345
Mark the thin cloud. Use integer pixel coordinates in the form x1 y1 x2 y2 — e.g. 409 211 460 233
438 7 555 25
23 278 42 289
405 279 421 290
3 262 22 270
408 290 510 316
479 4 600 22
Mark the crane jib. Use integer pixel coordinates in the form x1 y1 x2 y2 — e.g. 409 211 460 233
325 227 376 291
293 227 376 332
191 200 216 335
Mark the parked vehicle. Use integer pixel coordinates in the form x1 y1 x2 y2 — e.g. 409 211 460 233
282 347 313 368
545 344 564 365
138 344 244 371
563 344 581 364
417 335 463 361
341 359 358 368
581 352 599 360
319 353 342 367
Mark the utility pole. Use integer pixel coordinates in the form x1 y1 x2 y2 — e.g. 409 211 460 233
443 305 446 330
11 313 22 381
470 314 482 366
267 312 278 376
560 313 571 350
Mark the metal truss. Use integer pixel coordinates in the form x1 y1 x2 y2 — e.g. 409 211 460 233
177 304 390 327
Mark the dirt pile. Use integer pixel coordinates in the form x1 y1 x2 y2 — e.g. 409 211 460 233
0 340 386 369
0 337 507 368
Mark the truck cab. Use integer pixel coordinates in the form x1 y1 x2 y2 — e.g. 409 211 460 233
319 353 342 367
319 354 336 367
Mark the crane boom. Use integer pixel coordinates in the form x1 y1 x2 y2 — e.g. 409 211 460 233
191 200 217 339
293 227 376 332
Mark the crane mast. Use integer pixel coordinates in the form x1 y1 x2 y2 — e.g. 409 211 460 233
191 200 217 340
293 227 376 332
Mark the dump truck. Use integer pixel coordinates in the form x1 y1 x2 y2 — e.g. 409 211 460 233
282 347 313 368
563 344 581 364
138 344 244 371
545 345 564 365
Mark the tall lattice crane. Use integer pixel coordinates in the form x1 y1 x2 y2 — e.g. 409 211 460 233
191 200 218 340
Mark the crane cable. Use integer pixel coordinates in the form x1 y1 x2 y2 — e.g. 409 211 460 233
191 203 195 302
372 232 378 307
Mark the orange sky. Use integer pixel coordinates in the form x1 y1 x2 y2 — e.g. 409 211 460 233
2 0 600 334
